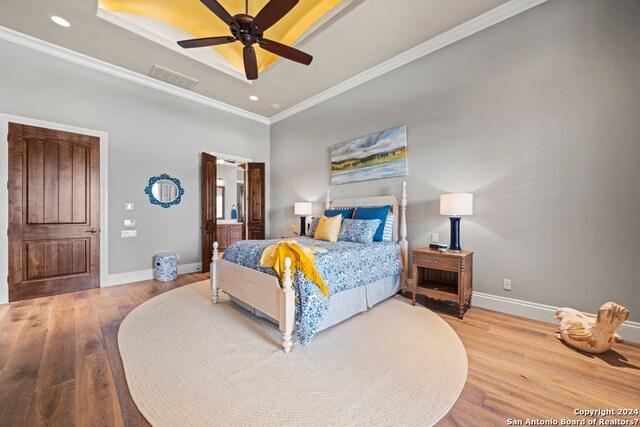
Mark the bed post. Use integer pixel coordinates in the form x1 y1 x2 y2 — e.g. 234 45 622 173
325 188 331 210
280 257 295 353
211 242 219 304
399 181 409 291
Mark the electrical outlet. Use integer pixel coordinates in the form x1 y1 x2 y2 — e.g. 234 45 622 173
176 253 180 261
503 279 512 291
431 233 439 243
121 230 137 238
124 219 135 227
124 203 134 210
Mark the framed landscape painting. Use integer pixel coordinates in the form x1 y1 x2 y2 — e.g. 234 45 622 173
331 125 408 185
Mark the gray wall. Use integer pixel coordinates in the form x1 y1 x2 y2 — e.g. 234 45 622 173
270 0 640 320
0 40 269 275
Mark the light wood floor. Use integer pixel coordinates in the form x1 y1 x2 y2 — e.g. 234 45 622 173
0 274 638 426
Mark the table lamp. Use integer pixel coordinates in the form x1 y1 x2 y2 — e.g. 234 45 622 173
294 202 312 236
440 193 473 252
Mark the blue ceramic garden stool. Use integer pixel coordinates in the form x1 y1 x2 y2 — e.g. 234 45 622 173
154 253 178 282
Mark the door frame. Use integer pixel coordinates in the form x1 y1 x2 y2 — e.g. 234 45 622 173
0 114 109 304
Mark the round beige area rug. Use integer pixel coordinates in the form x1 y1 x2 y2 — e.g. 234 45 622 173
118 280 468 426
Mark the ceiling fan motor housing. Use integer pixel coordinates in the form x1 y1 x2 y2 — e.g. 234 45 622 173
231 14 263 46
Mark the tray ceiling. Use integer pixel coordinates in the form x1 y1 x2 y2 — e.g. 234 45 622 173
98 0 345 77
0 0 511 118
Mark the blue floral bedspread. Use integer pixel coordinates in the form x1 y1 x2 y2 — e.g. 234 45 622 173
222 237 403 344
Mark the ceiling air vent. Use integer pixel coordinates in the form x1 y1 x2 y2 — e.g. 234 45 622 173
148 64 199 90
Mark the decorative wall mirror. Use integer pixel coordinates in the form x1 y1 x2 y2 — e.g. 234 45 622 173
216 186 224 219
144 173 185 208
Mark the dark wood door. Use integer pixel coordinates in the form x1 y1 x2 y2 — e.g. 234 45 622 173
201 153 217 273
8 123 100 301
246 162 265 240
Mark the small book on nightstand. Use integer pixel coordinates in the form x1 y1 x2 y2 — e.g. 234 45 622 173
429 243 448 250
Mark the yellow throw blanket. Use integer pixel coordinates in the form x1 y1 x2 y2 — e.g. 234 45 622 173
259 241 330 297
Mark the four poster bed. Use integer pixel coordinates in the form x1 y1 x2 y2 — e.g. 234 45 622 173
210 182 409 352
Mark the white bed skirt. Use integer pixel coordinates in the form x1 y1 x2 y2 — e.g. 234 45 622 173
229 274 401 333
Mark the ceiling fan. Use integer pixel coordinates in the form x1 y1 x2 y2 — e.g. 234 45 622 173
177 0 313 80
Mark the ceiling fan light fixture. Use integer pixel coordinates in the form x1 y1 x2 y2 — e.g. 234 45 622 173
51 16 71 28
249 95 259 101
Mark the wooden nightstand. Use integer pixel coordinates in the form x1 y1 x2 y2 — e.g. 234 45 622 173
412 248 473 319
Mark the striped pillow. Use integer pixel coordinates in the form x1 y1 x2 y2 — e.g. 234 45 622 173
382 213 394 241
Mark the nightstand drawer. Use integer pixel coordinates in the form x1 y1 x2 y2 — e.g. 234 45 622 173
414 253 459 271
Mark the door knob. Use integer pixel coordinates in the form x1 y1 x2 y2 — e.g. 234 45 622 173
85 228 99 235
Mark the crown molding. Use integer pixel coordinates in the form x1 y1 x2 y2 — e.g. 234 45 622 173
269 0 550 124
0 25 270 125
0 0 549 127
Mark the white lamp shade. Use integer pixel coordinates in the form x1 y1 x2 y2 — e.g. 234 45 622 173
294 202 312 216
440 193 473 216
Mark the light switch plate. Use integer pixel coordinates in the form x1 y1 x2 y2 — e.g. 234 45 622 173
121 230 137 238
124 219 136 227
124 203 134 210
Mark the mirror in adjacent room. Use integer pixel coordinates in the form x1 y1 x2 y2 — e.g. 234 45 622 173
213 158 247 254
216 186 224 219
216 160 245 225
144 173 185 208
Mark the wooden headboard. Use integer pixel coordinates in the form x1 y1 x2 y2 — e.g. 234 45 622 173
326 182 408 288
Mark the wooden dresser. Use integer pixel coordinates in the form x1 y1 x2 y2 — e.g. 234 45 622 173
216 223 243 250
412 248 473 319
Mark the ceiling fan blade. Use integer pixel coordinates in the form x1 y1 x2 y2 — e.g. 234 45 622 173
177 36 236 49
259 38 312 65
253 0 298 32
243 45 258 80
200 0 234 25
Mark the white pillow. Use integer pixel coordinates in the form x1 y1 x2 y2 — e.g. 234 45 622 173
382 212 394 241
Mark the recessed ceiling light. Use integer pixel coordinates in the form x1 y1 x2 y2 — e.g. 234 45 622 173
249 95 259 101
51 16 71 28
270 104 281 110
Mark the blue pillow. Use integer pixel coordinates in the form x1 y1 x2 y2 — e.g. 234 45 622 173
353 205 391 241
338 219 381 244
324 208 354 219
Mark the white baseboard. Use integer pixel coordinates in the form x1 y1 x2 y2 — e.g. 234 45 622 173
473 292 640 344
406 280 640 343
472 291 557 322
105 262 202 287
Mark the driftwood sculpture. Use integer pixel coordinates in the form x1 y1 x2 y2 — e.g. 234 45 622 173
555 302 629 353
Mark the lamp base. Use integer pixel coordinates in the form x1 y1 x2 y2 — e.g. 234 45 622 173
449 217 462 252
299 216 307 237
